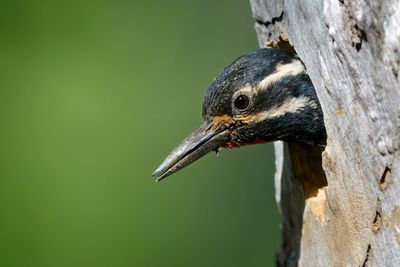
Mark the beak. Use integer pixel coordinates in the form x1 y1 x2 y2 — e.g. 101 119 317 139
152 120 230 181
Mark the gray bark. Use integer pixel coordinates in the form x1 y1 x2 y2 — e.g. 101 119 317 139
249 1 400 266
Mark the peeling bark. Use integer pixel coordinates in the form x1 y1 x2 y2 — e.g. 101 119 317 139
250 0 400 266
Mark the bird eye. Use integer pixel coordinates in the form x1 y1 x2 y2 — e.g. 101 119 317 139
234 94 250 110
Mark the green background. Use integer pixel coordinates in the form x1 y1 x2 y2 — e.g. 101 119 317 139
0 0 280 266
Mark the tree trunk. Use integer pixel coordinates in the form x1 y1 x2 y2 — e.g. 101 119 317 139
249 1 400 266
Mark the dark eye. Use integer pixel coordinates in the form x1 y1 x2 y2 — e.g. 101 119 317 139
234 94 250 110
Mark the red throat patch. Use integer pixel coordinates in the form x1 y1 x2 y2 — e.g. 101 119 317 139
221 139 268 148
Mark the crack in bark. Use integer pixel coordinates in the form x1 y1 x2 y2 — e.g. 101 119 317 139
338 0 367 51
254 11 295 53
372 211 382 233
362 244 372 267
255 11 284 27
379 165 392 190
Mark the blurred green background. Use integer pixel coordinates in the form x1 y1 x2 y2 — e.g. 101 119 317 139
0 1 280 266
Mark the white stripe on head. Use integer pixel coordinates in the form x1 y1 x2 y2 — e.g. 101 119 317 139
258 59 306 91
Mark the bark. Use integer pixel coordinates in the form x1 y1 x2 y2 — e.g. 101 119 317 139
249 1 400 266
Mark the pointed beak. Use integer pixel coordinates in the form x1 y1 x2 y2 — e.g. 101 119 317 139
152 120 230 181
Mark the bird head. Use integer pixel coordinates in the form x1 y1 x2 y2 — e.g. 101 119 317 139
152 48 326 181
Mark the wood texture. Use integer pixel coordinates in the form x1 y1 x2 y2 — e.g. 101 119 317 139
250 1 400 266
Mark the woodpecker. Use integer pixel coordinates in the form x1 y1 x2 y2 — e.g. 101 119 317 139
152 48 326 181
